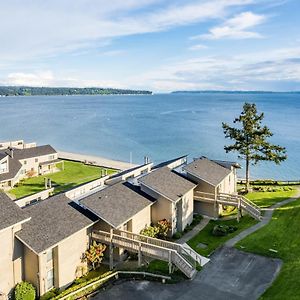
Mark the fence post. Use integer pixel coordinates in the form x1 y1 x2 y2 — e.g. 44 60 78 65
109 228 114 270
138 241 142 267
168 250 172 274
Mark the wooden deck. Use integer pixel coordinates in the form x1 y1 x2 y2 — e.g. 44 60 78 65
92 229 204 279
194 191 262 220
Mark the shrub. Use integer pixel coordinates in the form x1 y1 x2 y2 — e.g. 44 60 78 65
212 225 237 236
14 282 36 300
140 225 159 238
212 225 228 236
173 232 183 239
156 219 172 239
85 241 106 270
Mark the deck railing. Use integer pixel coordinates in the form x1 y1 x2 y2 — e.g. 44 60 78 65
92 229 198 279
194 191 261 220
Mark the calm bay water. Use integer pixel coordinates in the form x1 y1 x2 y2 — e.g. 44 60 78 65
0 93 299 180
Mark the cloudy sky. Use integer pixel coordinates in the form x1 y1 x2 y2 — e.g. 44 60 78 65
0 0 299 92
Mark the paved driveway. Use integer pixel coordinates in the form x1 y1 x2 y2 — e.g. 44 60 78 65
93 247 282 300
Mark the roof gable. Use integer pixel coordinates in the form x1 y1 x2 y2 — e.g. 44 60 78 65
0 192 29 232
80 182 154 228
139 166 196 202
16 194 94 253
184 157 232 186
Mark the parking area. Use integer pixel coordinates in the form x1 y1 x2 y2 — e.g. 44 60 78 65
93 246 282 300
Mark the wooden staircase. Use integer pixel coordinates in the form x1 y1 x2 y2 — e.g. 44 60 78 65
92 229 200 279
194 191 262 220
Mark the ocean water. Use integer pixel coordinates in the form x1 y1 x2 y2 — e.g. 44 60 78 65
0 92 299 180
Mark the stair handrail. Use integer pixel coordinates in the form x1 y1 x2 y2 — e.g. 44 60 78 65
92 229 197 278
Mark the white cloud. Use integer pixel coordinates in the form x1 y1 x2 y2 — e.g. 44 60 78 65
0 0 253 62
128 46 300 91
188 44 208 51
193 11 267 40
1 71 125 89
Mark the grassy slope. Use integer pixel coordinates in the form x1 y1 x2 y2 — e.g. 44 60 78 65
10 160 116 198
245 189 297 208
187 216 257 256
236 198 300 300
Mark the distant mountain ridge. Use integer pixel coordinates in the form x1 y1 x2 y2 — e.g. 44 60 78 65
172 90 300 94
0 86 152 96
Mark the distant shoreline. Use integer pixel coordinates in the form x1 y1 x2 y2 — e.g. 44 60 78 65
172 90 300 94
0 86 152 97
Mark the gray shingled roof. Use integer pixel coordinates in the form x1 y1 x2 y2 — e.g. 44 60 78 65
212 159 241 170
0 192 29 232
139 166 196 202
184 157 231 186
0 156 22 181
80 182 154 228
12 145 57 160
16 194 94 254
153 155 187 170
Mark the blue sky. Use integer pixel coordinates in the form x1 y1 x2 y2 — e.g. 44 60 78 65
0 0 299 92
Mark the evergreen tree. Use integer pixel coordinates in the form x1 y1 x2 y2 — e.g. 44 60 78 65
222 102 287 192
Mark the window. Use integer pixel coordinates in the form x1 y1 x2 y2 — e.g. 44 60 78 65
0 161 8 174
35 158 38 163
48 155 55 160
23 160 27 165
46 249 53 263
46 269 54 290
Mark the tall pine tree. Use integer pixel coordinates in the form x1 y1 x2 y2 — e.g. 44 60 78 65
222 103 287 192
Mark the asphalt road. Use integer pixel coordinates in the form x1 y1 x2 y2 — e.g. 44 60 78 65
92 246 282 300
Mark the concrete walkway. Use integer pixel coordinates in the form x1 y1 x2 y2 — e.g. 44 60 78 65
58 151 137 171
176 217 210 245
225 188 300 247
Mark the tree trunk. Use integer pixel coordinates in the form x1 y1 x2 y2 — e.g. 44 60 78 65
245 156 250 192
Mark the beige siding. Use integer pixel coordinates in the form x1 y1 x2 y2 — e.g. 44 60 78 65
55 228 90 289
19 153 58 177
0 225 24 296
217 171 236 194
129 205 151 234
0 228 14 296
181 189 194 230
24 246 39 291
194 201 219 218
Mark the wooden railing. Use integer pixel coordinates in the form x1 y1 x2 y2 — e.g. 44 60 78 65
92 230 198 279
194 191 262 220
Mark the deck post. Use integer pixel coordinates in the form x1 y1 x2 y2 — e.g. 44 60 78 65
138 241 142 267
237 198 241 223
168 250 172 274
109 228 114 270
214 187 218 216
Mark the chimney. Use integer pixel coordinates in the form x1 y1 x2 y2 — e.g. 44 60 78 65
8 147 14 158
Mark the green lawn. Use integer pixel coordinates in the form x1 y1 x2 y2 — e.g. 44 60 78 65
236 198 300 300
245 188 297 208
9 160 116 199
187 216 257 256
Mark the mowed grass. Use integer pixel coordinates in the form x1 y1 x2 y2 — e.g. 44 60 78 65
236 198 300 300
245 188 297 208
187 216 257 257
9 160 117 198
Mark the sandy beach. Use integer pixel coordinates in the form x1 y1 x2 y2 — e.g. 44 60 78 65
58 151 137 171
